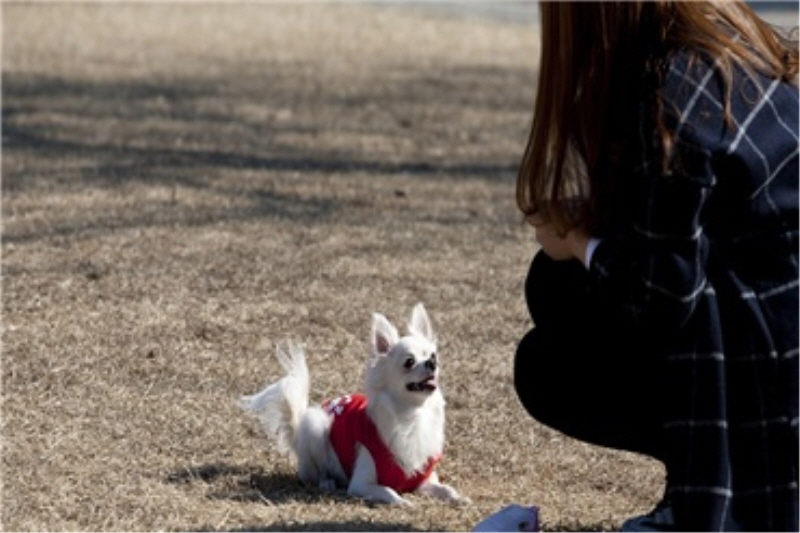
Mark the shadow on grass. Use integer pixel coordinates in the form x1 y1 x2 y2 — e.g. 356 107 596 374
166 462 321 505
167 462 426 531
215 520 424 532
3 72 525 245
2 73 521 189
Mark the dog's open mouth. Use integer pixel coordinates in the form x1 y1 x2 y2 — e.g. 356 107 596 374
406 376 438 392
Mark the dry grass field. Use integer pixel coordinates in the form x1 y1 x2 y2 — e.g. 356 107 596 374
2 3 664 531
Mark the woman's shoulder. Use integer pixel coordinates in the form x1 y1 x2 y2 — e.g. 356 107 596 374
662 48 714 88
660 47 798 147
660 49 728 121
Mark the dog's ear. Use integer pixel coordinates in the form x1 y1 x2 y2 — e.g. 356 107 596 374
408 303 435 344
371 313 399 357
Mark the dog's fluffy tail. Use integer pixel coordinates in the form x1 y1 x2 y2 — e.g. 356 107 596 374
239 341 310 456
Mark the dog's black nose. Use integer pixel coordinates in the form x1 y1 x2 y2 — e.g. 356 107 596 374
425 354 437 371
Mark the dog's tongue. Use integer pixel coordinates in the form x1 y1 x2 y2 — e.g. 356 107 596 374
407 375 438 392
421 375 438 390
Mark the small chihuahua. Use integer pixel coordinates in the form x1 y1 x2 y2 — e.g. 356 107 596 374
240 303 467 505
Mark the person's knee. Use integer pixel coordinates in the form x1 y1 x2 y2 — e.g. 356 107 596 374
513 328 549 423
513 327 590 435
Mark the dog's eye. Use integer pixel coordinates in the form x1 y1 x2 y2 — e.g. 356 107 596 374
430 353 437 363
403 357 415 370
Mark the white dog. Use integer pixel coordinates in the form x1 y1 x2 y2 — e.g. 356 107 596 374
240 303 467 505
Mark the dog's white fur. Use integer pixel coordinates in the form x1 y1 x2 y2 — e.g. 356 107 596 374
240 303 467 505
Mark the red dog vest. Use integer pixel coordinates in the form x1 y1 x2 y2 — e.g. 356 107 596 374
322 394 441 493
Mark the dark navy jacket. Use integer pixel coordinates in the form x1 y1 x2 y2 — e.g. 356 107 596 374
589 50 799 530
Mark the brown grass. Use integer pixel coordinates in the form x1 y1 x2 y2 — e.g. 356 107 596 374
2 3 664 531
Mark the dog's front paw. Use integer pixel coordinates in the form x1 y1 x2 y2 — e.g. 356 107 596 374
417 481 469 505
450 494 472 506
394 496 414 507
349 483 411 506
367 496 413 507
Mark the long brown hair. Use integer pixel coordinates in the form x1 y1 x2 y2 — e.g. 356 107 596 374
516 1 798 234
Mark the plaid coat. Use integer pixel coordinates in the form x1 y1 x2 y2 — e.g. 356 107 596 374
588 50 799 530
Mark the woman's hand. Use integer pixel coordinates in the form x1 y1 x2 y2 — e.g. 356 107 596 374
530 214 590 264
